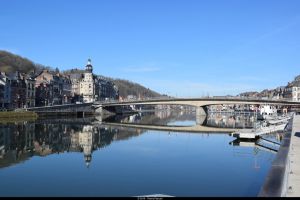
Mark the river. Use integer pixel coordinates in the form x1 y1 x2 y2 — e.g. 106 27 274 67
0 110 282 197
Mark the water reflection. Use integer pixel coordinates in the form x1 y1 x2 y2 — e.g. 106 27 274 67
0 111 282 196
0 118 148 169
105 110 196 126
105 110 258 128
206 112 257 128
0 111 282 169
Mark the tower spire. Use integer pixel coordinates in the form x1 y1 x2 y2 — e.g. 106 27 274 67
85 58 93 73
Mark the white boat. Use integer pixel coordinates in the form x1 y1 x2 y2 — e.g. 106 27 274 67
233 115 290 139
258 105 278 120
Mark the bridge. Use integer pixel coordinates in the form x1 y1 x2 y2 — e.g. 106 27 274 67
26 102 94 117
26 97 300 116
95 97 300 115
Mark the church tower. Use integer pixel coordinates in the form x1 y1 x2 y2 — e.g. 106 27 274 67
80 59 95 103
85 58 93 73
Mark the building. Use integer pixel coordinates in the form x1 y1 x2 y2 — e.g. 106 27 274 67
0 76 6 109
0 78 4 109
35 77 53 107
127 95 137 100
0 72 11 109
35 70 72 106
80 59 95 103
282 82 300 101
272 87 285 100
292 86 300 102
35 70 58 106
1 59 119 109
71 59 119 103
58 74 72 104
79 125 94 168
95 76 119 101
70 73 82 103
24 73 36 108
35 70 53 106
9 72 27 109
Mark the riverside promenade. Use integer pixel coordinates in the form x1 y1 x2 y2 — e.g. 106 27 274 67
259 114 300 197
286 114 300 197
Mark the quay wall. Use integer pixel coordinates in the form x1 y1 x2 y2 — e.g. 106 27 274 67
258 114 299 197
0 111 38 123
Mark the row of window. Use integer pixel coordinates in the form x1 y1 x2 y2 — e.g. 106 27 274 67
293 87 300 91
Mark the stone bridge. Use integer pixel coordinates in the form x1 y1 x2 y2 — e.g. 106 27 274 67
26 97 300 117
95 97 300 116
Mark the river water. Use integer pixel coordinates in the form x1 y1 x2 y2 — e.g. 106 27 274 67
0 110 281 197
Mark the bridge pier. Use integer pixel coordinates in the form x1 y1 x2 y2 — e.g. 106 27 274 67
196 106 208 116
95 106 103 114
196 106 208 125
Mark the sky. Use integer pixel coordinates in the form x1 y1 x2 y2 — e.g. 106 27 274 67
1 0 300 97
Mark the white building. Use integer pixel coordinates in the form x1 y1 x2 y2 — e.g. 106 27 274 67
79 125 94 168
292 86 300 102
80 59 95 103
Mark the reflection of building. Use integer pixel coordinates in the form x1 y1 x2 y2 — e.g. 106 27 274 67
154 109 171 119
0 120 142 169
207 113 256 129
0 121 35 166
79 125 94 167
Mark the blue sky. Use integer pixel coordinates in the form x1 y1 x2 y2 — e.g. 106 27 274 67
1 0 300 97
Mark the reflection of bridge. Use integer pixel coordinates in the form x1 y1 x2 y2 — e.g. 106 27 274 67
97 121 249 134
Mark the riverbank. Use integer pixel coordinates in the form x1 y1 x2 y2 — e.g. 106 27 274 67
286 114 300 197
259 114 300 197
0 111 38 123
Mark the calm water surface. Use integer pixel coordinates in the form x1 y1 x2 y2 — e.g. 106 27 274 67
0 111 280 197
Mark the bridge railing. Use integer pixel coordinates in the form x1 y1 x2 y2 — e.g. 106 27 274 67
95 96 173 104
26 102 93 110
96 96 296 104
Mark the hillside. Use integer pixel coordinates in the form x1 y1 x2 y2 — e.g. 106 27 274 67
0 50 162 98
63 69 162 98
110 78 162 98
0 51 36 73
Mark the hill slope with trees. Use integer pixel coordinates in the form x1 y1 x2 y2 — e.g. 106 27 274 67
0 50 36 73
0 50 162 98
